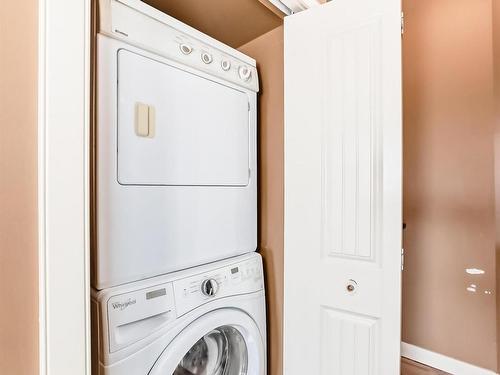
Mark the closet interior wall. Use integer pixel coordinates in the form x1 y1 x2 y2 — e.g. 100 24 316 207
494 0 500 369
239 26 285 375
142 0 282 48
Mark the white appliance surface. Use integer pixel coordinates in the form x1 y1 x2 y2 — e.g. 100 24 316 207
118 50 250 186
94 0 258 289
92 253 267 375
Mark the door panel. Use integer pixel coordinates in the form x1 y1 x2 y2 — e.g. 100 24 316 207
320 308 378 374
324 19 382 261
284 0 402 374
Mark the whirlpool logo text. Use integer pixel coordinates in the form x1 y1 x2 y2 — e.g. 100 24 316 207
112 298 137 311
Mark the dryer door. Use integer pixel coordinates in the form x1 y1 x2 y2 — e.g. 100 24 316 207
117 49 250 187
149 309 265 375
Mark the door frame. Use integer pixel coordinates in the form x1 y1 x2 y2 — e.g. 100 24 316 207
38 0 91 374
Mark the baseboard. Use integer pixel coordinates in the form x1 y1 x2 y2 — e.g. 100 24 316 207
401 342 497 375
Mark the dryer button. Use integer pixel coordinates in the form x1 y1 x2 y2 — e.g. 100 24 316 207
180 43 193 55
221 59 231 71
201 52 213 64
238 65 252 82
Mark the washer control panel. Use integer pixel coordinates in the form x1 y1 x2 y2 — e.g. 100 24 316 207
106 282 176 353
173 258 263 316
98 254 263 356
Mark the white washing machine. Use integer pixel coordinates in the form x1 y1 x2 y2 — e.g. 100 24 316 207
93 0 259 289
91 252 266 375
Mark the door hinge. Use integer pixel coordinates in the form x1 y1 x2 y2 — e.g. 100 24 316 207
401 248 405 271
401 12 405 36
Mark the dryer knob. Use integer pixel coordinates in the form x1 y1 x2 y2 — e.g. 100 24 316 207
201 52 213 64
221 59 231 71
201 279 219 297
179 43 193 55
238 65 252 82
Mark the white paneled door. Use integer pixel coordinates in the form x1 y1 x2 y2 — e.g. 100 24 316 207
283 0 402 374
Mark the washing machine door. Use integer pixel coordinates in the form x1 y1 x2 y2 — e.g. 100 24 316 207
149 309 265 375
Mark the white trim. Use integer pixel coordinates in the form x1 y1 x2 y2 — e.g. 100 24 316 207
265 0 293 15
38 0 91 374
275 0 321 14
401 342 498 375
38 1 47 373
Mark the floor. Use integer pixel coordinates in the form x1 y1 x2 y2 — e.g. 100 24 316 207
401 358 449 375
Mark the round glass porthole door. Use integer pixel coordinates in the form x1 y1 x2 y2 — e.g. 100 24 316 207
173 325 248 375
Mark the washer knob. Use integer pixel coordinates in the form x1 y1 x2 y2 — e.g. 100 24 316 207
238 65 252 81
201 279 219 297
179 43 193 55
201 52 213 64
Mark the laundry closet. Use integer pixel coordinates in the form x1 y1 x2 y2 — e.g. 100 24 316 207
5 0 500 374
90 1 403 374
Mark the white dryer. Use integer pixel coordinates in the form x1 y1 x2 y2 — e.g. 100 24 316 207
93 0 259 289
91 253 266 375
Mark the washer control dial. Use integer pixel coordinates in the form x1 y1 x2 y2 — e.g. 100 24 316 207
179 43 193 55
238 65 252 81
221 59 231 71
201 278 219 297
201 52 213 64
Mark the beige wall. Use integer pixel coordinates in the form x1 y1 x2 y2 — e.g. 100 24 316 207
402 0 497 371
493 0 500 369
2 1 498 373
143 0 281 48
239 26 284 375
0 1 39 374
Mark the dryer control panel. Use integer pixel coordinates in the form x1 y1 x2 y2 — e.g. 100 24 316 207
99 0 259 92
173 257 264 316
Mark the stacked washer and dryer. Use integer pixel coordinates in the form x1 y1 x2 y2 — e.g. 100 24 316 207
91 1 266 374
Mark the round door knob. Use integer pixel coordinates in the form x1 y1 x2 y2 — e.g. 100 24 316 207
346 279 358 294
238 65 252 81
201 279 219 297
